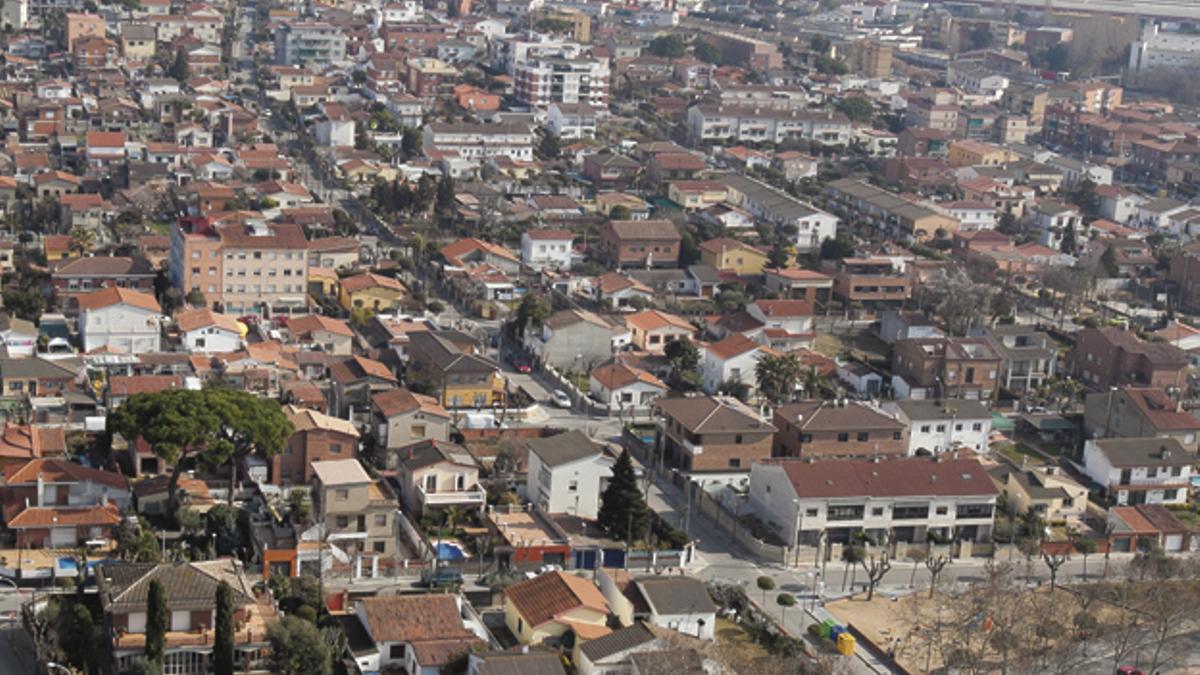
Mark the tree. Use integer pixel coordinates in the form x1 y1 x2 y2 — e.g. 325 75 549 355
288 488 311 525
68 226 95 257
435 173 455 213
776 592 796 624
145 579 168 666
1042 549 1067 590
401 128 422 159
694 40 721 65
664 337 701 391
203 388 294 506
756 575 775 607
1100 244 1119 277
185 288 207 308
609 205 632 220
906 547 928 587
214 581 235 675
917 268 997 336
596 449 649 543
836 96 875 123
843 543 865 592
755 353 803 403
810 34 831 54
648 34 687 59
861 554 892 601
818 236 855 260
925 553 949 598
1070 178 1100 218
175 506 202 535
1075 537 1098 579
1059 221 1078 254
538 133 561 159
767 236 790 269
814 55 848 75
65 602 97 675
169 47 189 82
267 615 332 675
513 293 549 337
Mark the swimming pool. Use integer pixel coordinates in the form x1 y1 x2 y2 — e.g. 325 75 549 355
434 541 466 561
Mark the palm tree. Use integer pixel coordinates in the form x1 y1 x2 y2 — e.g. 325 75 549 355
755 353 803 403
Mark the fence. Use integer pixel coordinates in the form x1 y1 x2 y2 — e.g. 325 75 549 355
397 510 432 562
696 489 789 564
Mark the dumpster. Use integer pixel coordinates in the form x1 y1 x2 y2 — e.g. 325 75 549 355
837 632 857 656
830 625 847 642
820 618 837 638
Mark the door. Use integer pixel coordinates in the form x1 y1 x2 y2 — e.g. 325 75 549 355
170 610 189 631
1165 534 1184 552
50 527 75 547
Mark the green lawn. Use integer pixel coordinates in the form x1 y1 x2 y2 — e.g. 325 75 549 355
997 443 1047 466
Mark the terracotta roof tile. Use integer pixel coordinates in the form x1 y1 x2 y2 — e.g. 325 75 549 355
76 287 161 313
505 571 610 629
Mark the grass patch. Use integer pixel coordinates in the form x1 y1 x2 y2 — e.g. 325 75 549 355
813 334 844 358
996 442 1046 466
715 617 771 661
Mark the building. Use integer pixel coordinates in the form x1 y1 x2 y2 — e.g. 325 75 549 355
1128 23 1200 79
884 399 992 455
546 102 598 139
50 256 156 310
825 179 959 241
371 388 451 451
625 310 693 355
1082 437 1192 506
274 405 360 485
762 268 834 306
947 140 1015 168
76 287 162 354
514 55 609 109
698 238 768 275
521 229 574 270
423 122 535 163
392 439 484 516
719 175 838 251
772 400 907 459
989 464 1086 522
524 308 616 371
588 361 667 414
830 258 912 310
703 31 781 69
338 273 407 313
524 430 613 519
288 314 354 355
169 217 310 316
656 396 776 476
852 38 893 78
504 571 611 646
275 20 347 65
892 337 1002 401
96 559 274 675
350 595 482 675
634 577 717 640
983 325 1058 394
1067 326 1188 391
687 105 851 146
749 457 997 548
311 459 399 566
1083 387 1200 454
700 333 765 396
406 331 505 409
175 307 242 353
597 220 681 270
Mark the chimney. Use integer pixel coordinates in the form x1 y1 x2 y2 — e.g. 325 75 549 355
36 473 44 508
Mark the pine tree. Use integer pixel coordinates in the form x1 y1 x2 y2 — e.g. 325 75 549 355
597 449 649 542
214 581 235 675
145 579 168 666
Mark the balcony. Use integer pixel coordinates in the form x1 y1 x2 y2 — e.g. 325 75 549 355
417 483 487 507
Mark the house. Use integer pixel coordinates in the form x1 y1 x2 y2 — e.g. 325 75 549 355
576 623 666 675
0 359 77 398
1067 326 1188 391
830 258 911 310
656 396 776 476
1083 387 1200 454
0 314 38 357
350 595 483 675
525 309 617 371
51 256 156 309
524 431 613 519
371 388 451 451
0 458 130 513
393 439 484 516
668 181 729 211
407 331 505 409
595 273 654 311
989 464 1086 522
504 571 611 646
1083 437 1192 506
982 325 1057 394
700 333 765 396
698 238 768 275
772 400 907 459
720 174 839 251
468 651 566 675
7 501 121 548
746 299 815 351
0 424 64 468
588 361 667 414
879 310 944 345
762 268 834 306
891 337 1002 401
883 399 993 455
96 559 273 675
441 238 521 273
625 310 693 355
634 577 717 640
582 153 641 191
312 459 400 567
175 308 242 353
329 355 398 419
521 229 574 270
288 314 354 355
1107 504 1193 553
546 102 598 139
338 273 407 313
597 220 681 269
273 405 360 486
77 287 163 354
749 457 998 549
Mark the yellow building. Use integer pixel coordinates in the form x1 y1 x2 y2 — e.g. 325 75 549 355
947 139 1016 168
504 571 611 646
307 266 338 297
699 237 770 275
407 331 506 409
667 180 729 211
337 272 407 312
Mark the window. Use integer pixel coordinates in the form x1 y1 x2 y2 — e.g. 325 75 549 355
390 645 405 659
335 516 349 528
955 424 963 432
335 488 349 500
920 425 931 433
1164 488 1180 501
936 425 946 433
972 423 983 431
935 506 948 516
799 433 812 443
735 435 743 443
805 508 818 517
837 433 849 442
857 432 869 442
956 503 993 519
1173 466 1184 477
329 443 342 454
374 514 387 527
568 480 578 492
871 507 884 517
827 505 865 521
893 431 902 440
728 458 741 468
373 541 386 553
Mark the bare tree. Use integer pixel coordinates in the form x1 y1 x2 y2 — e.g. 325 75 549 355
925 553 949 598
861 554 892 601
906 547 928 587
1042 550 1068 590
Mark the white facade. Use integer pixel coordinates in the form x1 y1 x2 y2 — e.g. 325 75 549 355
527 449 613 519
514 56 610 109
700 343 762 395
688 105 851 146
79 304 162 355
181 325 241 354
315 119 355 147
1082 439 1192 506
588 376 664 413
883 402 992 455
520 231 574 270
423 123 534 162
1129 23 1200 77
274 21 347 66
546 103 597 139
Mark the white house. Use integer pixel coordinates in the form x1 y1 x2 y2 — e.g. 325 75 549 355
524 430 613 519
701 333 765 396
546 102 598 139
634 578 717 640
175 308 242 353
589 361 668 414
746 299 815 351
595 272 654 311
77 287 163 355
883 399 992 455
1082 437 1192 506
520 229 574 270
353 595 481 675
0 313 37 357
315 118 355 147
1033 201 1082 250
748 457 998 548
941 201 997 231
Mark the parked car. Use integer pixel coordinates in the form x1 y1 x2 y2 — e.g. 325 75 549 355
422 567 463 589
551 390 571 408
508 354 531 373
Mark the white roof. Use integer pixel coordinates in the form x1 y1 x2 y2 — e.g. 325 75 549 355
311 459 371 485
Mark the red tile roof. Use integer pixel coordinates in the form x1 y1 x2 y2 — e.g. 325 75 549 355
774 457 997 499
76 287 161 313
8 502 121 528
505 571 609 629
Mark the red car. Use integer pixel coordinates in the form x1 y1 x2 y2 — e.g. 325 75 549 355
508 355 531 373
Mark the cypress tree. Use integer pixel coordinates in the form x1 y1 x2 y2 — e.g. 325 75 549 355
597 449 649 542
145 578 168 666
214 581 235 675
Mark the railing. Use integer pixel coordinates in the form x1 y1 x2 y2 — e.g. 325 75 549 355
418 485 487 506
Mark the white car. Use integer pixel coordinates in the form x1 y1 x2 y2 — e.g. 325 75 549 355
551 390 572 408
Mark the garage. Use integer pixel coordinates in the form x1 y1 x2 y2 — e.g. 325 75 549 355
50 527 76 547
1164 533 1184 552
